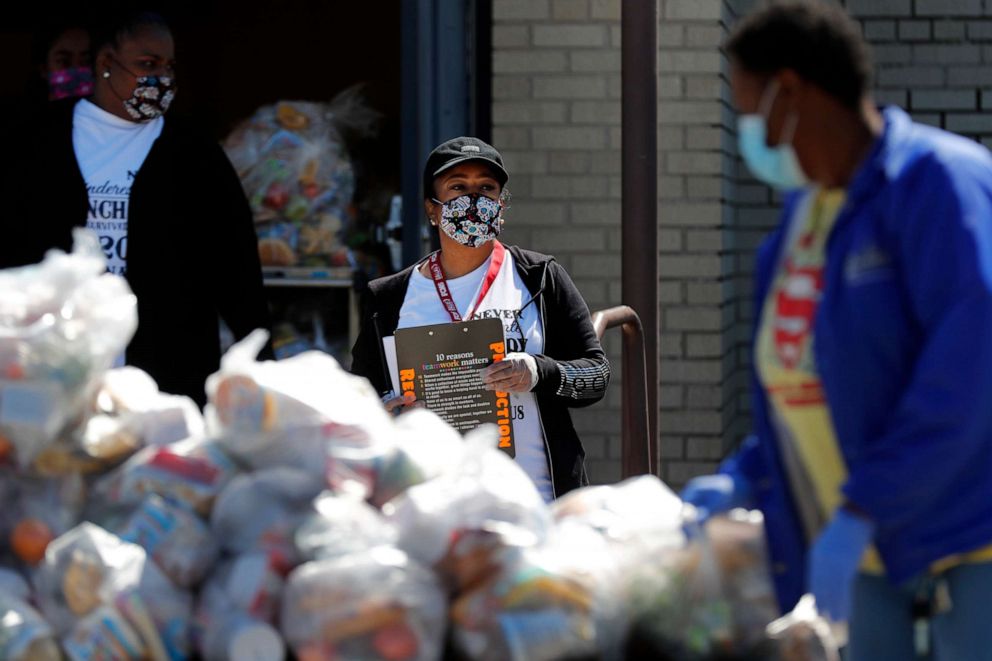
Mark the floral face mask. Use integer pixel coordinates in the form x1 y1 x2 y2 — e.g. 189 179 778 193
109 58 176 121
432 193 502 248
122 73 176 121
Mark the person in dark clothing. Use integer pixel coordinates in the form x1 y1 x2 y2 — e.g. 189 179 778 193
32 18 93 102
351 137 609 499
0 10 270 406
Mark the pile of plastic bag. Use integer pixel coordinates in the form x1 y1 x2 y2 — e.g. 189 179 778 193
224 97 359 269
0 232 841 660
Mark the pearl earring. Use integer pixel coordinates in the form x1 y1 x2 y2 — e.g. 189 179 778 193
102 71 111 79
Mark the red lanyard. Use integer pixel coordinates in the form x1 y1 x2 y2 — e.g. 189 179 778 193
428 241 506 322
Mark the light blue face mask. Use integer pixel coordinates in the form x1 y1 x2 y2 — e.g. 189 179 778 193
737 80 809 191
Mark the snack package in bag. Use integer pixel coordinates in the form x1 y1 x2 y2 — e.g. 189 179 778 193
47 414 143 475
116 493 219 589
0 593 62 661
63 604 147 660
0 230 137 467
295 491 397 563
325 408 462 508
450 522 625 661
28 367 201 479
384 426 552 569
93 437 240 517
211 467 325 573
93 367 205 447
194 553 287 661
205 331 393 473
281 547 446 661
33 522 192 660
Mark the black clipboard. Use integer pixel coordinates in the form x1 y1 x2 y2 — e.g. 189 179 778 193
394 318 515 456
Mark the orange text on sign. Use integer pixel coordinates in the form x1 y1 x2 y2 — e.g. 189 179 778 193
400 368 416 398
489 342 512 449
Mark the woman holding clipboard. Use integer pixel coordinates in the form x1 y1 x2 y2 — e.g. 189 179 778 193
351 137 610 500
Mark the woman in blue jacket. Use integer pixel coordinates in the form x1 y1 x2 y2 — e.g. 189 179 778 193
682 3 992 658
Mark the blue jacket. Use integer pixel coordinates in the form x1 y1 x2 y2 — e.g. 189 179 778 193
723 107 992 613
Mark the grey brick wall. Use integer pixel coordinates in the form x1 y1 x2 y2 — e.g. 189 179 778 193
654 0 745 488
492 0 992 489
847 0 992 148
492 0 625 483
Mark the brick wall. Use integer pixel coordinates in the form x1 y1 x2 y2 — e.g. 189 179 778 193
492 0 740 486
491 0 992 488
492 0 625 483
848 0 992 147
653 0 744 487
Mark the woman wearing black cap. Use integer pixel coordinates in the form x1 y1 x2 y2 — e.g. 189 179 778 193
351 136 610 500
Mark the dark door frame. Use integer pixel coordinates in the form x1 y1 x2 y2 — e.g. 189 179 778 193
399 0 491 268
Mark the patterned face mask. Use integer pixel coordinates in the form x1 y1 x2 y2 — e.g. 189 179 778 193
122 73 176 121
109 58 176 121
48 66 94 100
433 193 503 248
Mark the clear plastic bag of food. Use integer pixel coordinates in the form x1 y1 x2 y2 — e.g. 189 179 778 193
281 546 446 661
94 367 205 447
0 229 137 468
33 522 192 660
295 491 397 563
28 369 203 479
766 595 842 661
93 437 240 517
116 494 219 589
553 474 686 556
626 509 781 660
0 593 62 661
30 415 143 478
384 426 552 568
0 469 85 566
326 408 462 509
194 553 287 661
205 331 392 473
223 93 370 268
450 521 625 661
211 467 325 573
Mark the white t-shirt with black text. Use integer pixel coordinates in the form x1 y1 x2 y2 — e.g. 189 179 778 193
396 250 554 502
73 99 164 276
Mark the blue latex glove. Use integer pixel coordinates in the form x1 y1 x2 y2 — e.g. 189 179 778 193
808 508 875 623
680 473 752 522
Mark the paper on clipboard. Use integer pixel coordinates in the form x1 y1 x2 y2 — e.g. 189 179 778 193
382 336 400 395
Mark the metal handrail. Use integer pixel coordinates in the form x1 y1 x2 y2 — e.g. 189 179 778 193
591 305 655 479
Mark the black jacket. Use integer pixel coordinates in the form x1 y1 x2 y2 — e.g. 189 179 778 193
0 100 270 406
351 245 610 496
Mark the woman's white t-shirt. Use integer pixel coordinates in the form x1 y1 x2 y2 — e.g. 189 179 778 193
73 99 164 277
396 250 554 501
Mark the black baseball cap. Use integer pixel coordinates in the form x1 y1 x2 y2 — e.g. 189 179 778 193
422 136 509 198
